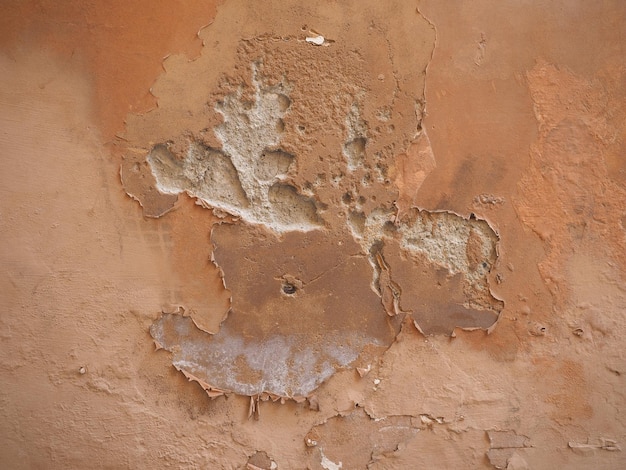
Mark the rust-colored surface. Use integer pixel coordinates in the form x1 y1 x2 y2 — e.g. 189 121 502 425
2 0 626 468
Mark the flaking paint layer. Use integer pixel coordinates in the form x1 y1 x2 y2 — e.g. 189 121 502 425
126 0 504 400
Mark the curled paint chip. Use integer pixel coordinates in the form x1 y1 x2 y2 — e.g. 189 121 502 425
305 35 325 45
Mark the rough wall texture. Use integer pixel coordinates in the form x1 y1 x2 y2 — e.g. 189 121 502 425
1 1 625 469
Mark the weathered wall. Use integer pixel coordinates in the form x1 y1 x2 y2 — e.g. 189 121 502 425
1 1 625 468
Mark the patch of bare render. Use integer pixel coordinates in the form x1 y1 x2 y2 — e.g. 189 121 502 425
135 6 503 402
148 143 250 212
399 210 500 309
145 68 502 397
343 101 368 171
348 207 503 326
147 64 322 233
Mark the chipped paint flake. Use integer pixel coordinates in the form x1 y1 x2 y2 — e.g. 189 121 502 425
306 35 325 46
320 450 342 470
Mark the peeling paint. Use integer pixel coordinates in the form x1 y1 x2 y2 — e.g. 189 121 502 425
568 438 621 455
486 430 531 469
320 450 342 470
305 408 420 468
5 0 626 468
124 0 506 400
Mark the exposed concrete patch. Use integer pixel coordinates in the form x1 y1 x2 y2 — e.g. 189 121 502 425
123 0 503 402
349 207 502 334
146 67 322 232
342 102 368 172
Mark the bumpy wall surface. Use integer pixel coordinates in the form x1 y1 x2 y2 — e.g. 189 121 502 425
2 1 625 469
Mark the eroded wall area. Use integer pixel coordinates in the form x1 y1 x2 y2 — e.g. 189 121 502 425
2 0 625 469
122 1 503 402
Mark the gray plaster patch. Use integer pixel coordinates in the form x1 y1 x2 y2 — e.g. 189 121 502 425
147 65 322 233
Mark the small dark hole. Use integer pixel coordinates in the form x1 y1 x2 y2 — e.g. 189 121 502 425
482 262 488 268
283 283 297 295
